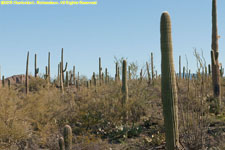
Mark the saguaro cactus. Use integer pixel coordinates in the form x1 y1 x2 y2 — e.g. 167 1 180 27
63 125 72 150
93 72 96 86
179 56 181 79
66 71 69 87
59 62 64 93
160 12 179 149
8 80 10 89
2 76 4 88
58 137 65 150
99 57 102 85
146 62 151 85
183 66 185 79
151 52 154 80
48 52 50 81
122 60 128 106
34 54 39 78
73 66 75 85
61 48 68 83
208 64 211 75
105 68 108 84
115 62 118 82
140 69 143 81
25 51 29 95
211 0 221 112
128 66 131 80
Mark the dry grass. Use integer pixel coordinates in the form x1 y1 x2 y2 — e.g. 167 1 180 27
0 74 224 150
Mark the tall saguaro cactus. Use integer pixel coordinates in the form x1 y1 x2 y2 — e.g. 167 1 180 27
160 12 179 150
73 66 75 85
63 125 72 150
48 52 50 82
61 48 68 83
115 62 118 82
122 60 128 106
179 56 181 79
25 52 29 95
146 62 151 85
59 62 64 93
99 57 102 85
34 54 39 77
211 0 221 112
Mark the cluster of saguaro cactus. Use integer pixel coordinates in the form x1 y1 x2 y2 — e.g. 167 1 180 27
211 0 221 113
59 125 72 150
160 11 179 150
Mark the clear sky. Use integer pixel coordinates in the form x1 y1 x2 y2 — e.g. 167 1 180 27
0 0 225 79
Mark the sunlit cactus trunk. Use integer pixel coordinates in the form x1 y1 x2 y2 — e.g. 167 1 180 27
211 0 221 113
25 51 29 95
160 12 179 150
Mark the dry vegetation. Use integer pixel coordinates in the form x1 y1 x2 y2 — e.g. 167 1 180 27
0 58 224 150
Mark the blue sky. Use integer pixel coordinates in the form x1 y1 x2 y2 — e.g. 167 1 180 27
0 0 225 79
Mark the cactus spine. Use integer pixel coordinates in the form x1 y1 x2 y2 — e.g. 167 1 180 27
25 51 29 95
211 0 221 112
34 54 39 77
63 125 72 150
160 12 179 150
122 60 128 106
